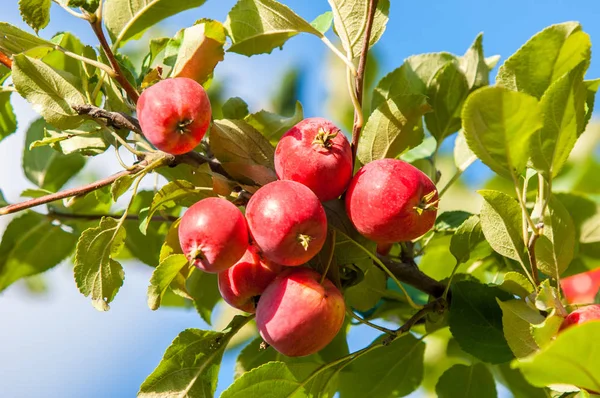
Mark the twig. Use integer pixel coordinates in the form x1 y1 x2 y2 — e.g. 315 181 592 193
54 45 116 77
350 0 378 165
376 254 447 298
48 210 177 223
89 18 140 103
527 227 542 286
0 51 12 69
52 0 90 20
347 309 396 336
383 298 447 345
73 104 141 133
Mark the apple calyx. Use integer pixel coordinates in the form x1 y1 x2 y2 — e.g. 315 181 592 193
414 190 439 215
297 234 312 251
176 119 194 134
311 128 339 149
188 246 205 262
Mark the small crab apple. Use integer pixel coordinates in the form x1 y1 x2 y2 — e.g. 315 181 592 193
560 304 600 331
218 245 282 313
245 180 327 266
179 197 248 273
345 158 438 243
561 269 600 304
256 267 345 357
136 77 211 155
274 117 352 202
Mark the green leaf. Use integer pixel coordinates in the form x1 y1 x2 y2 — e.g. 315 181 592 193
344 257 386 312
111 174 136 202
43 32 96 86
514 321 600 392
535 195 576 277
448 280 514 364
496 363 547 398
497 22 591 99
0 71 17 142
222 97 250 120
0 189 7 207
425 62 469 142
64 0 100 13
328 0 390 59
104 0 207 47
310 11 333 35
462 86 542 179
0 22 53 57
42 122 110 156
453 130 477 172
18 0 51 33
459 33 495 90
167 19 226 85
224 0 322 56
141 179 213 234
139 315 251 397
74 217 126 311
12 54 86 129
159 218 181 262
530 63 587 177
479 190 529 267
210 119 277 185
400 136 436 163
435 210 473 232
245 101 303 145
357 94 429 164
531 311 563 349
497 298 544 358
450 215 485 264
436 363 497 398
339 334 425 398
498 271 535 298
23 118 86 191
0 212 77 292
141 36 169 73
186 268 220 324
148 254 188 310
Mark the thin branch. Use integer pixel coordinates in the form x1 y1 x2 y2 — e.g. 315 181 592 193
350 0 378 165
377 254 447 298
73 104 142 133
90 18 140 103
54 45 116 77
52 0 90 21
48 210 177 223
383 298 447 345
0 51 12 69
528 227 542 286
347 309 396 336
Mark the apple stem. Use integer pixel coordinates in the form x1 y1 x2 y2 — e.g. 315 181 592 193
297 234 312 251
320 229 336 285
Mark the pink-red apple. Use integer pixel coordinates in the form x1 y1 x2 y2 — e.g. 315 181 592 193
218 245 282 313
179 197 248 273
560 304 600 331
245 180 327 266
256 267 345 357
561 269 600 304
274 117 352 202
136 77 211 155
345 158 438 243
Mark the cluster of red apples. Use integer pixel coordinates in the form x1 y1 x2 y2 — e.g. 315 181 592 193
137 77 440 356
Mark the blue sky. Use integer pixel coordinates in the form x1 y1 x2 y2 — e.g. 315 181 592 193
2 1 600 397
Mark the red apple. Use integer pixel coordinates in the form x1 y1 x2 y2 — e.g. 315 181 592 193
560 304 600 331
179 197 248 273
245 180 327 266
561 269 600 304
256 267 345 357
345 158 438 243
136 77 211 155
218 245 282 313
274 117 352 202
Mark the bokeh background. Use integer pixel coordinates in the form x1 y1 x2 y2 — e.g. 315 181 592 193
1 1 600 397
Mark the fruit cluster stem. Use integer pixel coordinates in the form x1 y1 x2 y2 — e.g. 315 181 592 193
350 0 379 166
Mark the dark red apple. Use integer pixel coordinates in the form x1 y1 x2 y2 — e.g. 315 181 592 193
560 304 600 331
245 180 327 266
256 267 345 357
345 158 438 243
561 269 600 304
179 197 248 273
274 117 352 202
136 77 211 155
218 245 282 313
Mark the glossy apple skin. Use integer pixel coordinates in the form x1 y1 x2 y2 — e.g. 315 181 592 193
561 269 600 304
137 77 211 155
256 268 346 357
560 304 600 331
218 245 282 313
245 180 327 266
345 158 438 243
274 118 352 202
179 197 248 273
